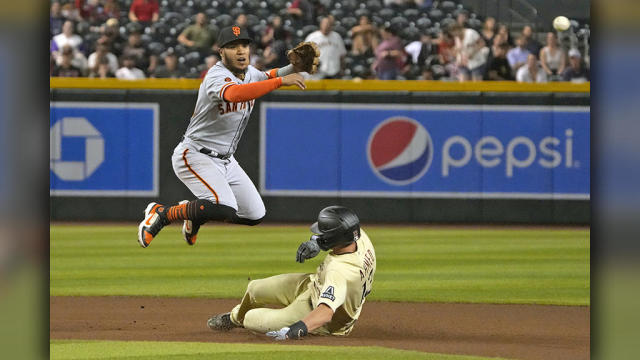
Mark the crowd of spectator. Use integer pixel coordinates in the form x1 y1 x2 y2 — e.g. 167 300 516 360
50 0 590 83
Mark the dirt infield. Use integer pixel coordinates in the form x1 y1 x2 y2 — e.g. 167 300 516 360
50 296 589 360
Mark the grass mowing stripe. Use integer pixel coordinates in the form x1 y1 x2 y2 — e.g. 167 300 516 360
51 225 589 305
50 340 508 360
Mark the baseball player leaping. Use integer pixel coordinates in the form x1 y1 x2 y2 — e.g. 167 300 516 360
138 25 320 248
207 206 376 340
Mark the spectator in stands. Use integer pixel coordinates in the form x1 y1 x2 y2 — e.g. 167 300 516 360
261 15 288 49
235 14 256 42
88 42 119 75
521 25 541 56
497 23 514 47
89 56 115 78
178 12 218 56
50 54 56 76
263 39 289 68
53 20 84 54
562 48 589 82
129 0 159 27
481 17 497 46
450 24 489 81
373 26 405 80
52 45 83 77
305 16 346 79
99 18 125 57
55 44 88 75
75 0 103 24
122 29 151 71
516 54 547 83
50 2 65 36
456 11 469 28
486 43 513 80
116 54 146 79
539 32 566 80
351 15 379 56
200 55 219 78
405 33 434 68
60 2 82 22
102 0 120 20
152 52 186 78
507 35 530 72
435 30 456 78
287 0 315 27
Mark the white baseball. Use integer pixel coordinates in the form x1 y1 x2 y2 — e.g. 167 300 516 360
553 16 571 31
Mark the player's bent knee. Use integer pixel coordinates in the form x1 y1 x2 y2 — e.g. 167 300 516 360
191 199 238 223
246 279 266 296
233 215 264 226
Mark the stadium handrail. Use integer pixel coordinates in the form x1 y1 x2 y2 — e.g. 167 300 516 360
50 77 590 93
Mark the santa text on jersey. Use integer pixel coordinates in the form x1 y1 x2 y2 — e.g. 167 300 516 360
217 99 255 115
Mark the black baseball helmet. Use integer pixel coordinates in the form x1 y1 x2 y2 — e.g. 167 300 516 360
310 206 361 251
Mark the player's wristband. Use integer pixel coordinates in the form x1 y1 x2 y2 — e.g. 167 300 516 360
285 320 308 339
277 64 295 77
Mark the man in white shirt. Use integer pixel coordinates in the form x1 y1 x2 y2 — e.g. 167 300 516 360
304 17 346 79
115 55 146 79
53 20 84 53
88 43 119 75
516 54 548 83
450 24 489 81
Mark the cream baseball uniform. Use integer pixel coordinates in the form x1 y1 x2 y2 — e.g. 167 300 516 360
172 62 273 220
229 230 376 335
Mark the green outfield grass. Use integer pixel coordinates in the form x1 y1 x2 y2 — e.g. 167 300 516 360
50 224 590 305
50 340 507 360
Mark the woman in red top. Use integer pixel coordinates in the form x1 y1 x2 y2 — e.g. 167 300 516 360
129 0 159 25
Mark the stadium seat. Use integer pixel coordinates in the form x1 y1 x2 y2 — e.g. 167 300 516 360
331 9 345 19
401 26 421 42
354 9 371 19
366 0 383 13
416 17 432 30
441 1 457 12
429 9 444 22
148 42 166 56
403 9 420 22
215 14 234 28
183 51 202 68
333 25 348 38
301 25 318 38
340 17 358 30
390 16 409 29
379 8 395 22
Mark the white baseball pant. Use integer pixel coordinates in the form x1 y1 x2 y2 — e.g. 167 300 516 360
171 141 265 220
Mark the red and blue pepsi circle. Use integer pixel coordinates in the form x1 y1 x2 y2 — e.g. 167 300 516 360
367 117 433 185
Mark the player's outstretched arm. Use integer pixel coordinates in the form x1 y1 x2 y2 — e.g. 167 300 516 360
265 304 334 340
223 74 305 102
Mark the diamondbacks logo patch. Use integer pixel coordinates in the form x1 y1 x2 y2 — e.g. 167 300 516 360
232 26 241 36
321 286 335 301
224 77 232 82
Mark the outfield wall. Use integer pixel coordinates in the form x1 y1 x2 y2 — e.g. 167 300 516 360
50 80 590 224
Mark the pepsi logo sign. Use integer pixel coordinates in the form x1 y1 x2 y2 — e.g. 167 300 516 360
367 117 433 185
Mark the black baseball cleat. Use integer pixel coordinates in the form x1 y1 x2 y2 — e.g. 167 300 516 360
138 202 168 248
179 200 200 245
207 312 239 331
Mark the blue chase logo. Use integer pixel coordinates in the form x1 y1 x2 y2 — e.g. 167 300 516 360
367 117 433 185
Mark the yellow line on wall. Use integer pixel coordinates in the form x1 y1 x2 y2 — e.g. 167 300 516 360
50 77 590 93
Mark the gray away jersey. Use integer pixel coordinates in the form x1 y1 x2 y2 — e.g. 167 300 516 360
183 62 270 155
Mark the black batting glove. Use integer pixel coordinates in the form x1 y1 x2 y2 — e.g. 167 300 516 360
296 235 321 263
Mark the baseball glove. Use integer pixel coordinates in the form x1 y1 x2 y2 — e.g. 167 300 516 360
287 41 320 74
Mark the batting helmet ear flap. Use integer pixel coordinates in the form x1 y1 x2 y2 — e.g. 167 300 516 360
310 206 360 251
